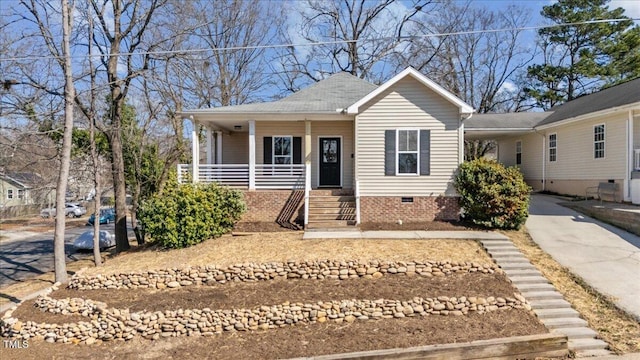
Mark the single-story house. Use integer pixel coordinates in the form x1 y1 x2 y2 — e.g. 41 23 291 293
0 171 53 208
180 67 474 228
465 78 640 202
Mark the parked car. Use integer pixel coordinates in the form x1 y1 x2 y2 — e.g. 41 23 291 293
86 208 116 225
40 203 87 218
73 230 115 250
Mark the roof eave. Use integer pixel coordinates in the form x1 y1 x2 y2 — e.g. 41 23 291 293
535 102 640 130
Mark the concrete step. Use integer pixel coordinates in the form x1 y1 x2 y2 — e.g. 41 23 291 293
482 244 519 250
308 196 355 202
515 283 555 291
573 349 612 357
503 269 543 277
520 291 564 300
499 263 538 271
306 221 356 229
534 308 581 320
569 338 609 352
551 327 598 340
530 299 572 309
508 275 549 284
309 201 356 211
307 208 356 215
309 189 354 196
542 317 589 329
308 214 356 221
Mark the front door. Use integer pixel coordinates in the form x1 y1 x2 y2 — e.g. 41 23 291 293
319 137 341 187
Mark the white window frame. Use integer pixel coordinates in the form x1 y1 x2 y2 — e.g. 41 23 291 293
548 133 557 162
515 140 522 165
7 189 13 199
396 129 420 175
18 189 25 199
272 135 293 165
594 124 605 159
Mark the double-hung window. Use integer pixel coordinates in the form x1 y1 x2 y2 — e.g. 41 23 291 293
549 134 557 162
18 189 25 199
7 189 13 199
515 141 522 165
594 124 605 159
397 130 419 174
272 136 292 164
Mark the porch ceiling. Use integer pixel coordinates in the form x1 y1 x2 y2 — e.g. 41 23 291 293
183 112 354 132
464 129 535 140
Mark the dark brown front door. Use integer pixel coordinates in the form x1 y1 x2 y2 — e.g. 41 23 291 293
319 137 341 187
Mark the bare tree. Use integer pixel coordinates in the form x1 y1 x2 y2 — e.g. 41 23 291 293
89 0 166 252
276 0 433 91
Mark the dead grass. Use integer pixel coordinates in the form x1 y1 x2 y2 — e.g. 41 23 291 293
503 229 640 354
80 232 492 277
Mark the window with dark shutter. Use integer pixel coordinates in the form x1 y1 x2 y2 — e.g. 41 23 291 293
263 137 272 164
385 129 431 176
293 137 302 164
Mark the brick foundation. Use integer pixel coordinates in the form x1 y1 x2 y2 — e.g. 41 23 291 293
359 196 460 223
240 190 304 223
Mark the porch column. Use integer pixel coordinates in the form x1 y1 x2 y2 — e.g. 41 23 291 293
248 120 256 190
206 127 213 164
626 110 634 201
216 131 223 164
304 120 311 226
191 116 199 183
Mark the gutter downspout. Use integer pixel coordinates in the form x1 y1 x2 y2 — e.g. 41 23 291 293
460 113 473 163
627 110 633 201
534 129 546 191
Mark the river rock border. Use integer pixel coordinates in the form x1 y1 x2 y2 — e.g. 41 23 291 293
1 292 529 345
68 260 500 290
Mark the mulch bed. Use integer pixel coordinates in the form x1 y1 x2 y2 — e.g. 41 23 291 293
14 273 518 316
5 272 549 359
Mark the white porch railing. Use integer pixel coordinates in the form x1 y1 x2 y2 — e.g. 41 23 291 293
177 163 305 190
635 149 640 171
255 164 305 189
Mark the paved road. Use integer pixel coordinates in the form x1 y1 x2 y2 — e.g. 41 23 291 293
526 194 640 321
0 224 118 288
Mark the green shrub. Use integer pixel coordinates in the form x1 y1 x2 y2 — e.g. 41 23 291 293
454 159 531 230
138 174 246 248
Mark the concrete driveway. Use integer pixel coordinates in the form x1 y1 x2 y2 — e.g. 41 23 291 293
526 194 640 321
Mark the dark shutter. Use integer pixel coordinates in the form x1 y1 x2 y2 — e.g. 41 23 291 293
384 130 396 176
293 137 302 164
263 137 272 164
419 130 430 175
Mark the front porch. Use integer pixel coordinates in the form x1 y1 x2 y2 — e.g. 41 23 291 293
178 117 359 228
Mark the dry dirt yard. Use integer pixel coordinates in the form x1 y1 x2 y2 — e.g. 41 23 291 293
1 232 550 359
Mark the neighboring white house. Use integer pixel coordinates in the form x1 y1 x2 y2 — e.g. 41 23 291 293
465 78 640 202
179 67 474 228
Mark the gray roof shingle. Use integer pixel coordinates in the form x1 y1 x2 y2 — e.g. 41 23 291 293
465 77 640 130
537 77 640 126
189 72 378 114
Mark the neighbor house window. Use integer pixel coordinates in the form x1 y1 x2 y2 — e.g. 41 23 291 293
7 189 13 199
516 141 522 165
18 189 25 199
549 134 557 162
272 136 292 164
397 130 419 174
594 124 605 159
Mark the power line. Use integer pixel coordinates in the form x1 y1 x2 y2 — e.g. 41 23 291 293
0 18 636 62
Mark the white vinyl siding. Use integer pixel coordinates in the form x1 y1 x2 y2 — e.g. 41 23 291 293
221 132 249 164
545 114 626 180
497 133 543 181
355 77 461 196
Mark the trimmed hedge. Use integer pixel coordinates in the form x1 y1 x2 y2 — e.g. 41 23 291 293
454 159 531 230
138 175 246 248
